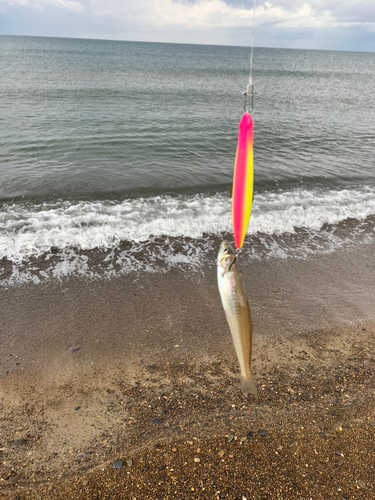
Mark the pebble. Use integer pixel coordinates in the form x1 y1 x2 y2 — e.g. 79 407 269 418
127 460 133 466
358 480 366 488
287 439 295 447
11 439 25 447
369 421 375 426
343 494 349 499
247 431 253 438
67 346 81 352
335 450 344 457
82 480 88 486
240 437 247 442
229 409 238 417
218 450 224 457
150 418 162 425
194 457 200 463
112 459 123 470
259 430 266 437
337 459 343 466
227 434 234 443
75 406 81 411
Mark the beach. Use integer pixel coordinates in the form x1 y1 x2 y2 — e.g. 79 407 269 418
1 243 374 499
1 36 375 499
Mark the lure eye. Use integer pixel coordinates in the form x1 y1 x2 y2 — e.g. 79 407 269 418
224 248 228 253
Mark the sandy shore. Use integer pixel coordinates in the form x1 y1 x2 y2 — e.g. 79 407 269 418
0 244 374 499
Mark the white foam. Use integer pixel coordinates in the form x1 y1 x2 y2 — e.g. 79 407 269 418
1 185 375 263
251 187 375 235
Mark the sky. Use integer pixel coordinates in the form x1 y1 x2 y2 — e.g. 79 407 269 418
1 0 375 52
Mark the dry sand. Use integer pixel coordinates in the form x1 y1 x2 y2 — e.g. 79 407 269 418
0 245 374 499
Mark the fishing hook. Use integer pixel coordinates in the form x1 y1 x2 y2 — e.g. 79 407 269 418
232 247 242 266
223 247 242 275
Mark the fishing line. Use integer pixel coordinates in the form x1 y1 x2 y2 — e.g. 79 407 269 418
249 0 256 83
243 0 256 112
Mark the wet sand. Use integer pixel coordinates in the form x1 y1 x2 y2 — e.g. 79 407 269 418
0 244 374 499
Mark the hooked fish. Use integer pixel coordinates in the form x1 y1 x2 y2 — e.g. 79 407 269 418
217 240 257 398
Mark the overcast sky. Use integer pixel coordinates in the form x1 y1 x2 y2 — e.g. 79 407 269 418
1 0 374 52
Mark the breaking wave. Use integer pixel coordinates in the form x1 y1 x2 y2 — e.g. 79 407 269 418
1 185 375 285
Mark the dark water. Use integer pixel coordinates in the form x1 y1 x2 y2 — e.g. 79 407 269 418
1 35 375 284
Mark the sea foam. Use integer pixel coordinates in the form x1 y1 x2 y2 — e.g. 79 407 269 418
1 185 375 262
1 185 375 285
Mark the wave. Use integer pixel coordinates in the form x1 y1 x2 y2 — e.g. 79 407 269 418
1 184 375 286
1 185 375 263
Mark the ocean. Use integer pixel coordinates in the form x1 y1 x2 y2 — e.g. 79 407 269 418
1 35 375 286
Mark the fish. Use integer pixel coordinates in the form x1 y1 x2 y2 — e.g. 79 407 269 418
217 240 257 398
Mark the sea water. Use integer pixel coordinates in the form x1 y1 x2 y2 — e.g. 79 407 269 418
1 35 375 284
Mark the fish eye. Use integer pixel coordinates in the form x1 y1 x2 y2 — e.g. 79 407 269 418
224 248 228 253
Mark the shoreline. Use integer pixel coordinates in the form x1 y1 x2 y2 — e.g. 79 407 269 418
2 213 375 288
1 243 374 377
1 244 375 498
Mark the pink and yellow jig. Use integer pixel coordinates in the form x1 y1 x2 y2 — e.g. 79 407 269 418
232 111 254 249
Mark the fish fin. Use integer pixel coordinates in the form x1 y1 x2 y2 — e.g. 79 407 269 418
241 375 257 399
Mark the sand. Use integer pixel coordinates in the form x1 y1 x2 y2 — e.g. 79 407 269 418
0 244 374 499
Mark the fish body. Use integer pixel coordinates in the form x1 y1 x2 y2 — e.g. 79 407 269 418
217 240 257 397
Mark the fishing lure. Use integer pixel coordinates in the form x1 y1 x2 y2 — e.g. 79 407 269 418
232 111 254 249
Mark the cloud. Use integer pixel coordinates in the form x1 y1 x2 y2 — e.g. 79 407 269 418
84 0 375 31
1 0 84 12
2 0 374 28
1 0 374 51
90 0 252 28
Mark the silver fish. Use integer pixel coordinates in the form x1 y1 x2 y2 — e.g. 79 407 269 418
217 240 257 397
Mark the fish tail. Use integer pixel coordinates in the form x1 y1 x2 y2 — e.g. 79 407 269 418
241 374 258 399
